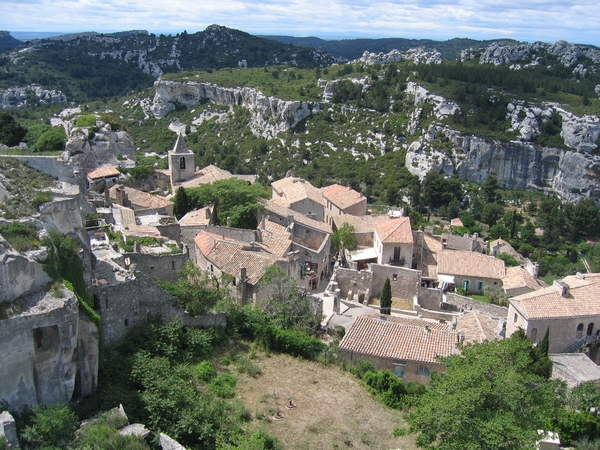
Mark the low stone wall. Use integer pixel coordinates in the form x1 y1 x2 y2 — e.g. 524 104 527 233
418 286 443 310
445 292 508 320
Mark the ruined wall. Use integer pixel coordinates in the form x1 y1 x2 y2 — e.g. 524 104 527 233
124 251 188 283
332 268 372 301
0 289 98 410
371 264 420 301
417 287 443 311
94 273 225 345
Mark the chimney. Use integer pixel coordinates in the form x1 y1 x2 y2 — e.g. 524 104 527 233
226 217 231 227
205 207 211 219
255 227 262 243
449 316 458 330
457 330 465 343
424 325 430 332
553 279 569 297
577 272 586 280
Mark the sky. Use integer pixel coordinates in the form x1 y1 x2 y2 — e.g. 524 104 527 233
2 0 600 47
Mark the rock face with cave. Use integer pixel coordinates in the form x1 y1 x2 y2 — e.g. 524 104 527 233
0 287 98 410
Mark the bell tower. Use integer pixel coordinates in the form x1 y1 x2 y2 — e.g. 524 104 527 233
168 133 195 188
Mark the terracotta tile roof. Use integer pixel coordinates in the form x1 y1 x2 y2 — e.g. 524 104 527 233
339 315 459 364
259 198 332 234
332 214 377 234
440 233 485 252
375 216 413 244
456 312 501 344
321 183 365 210
179 165 233 188
179 206 213 226
256 221 291 257
510 273 600 319
221 250 282 285
450 218 463 227
109 185 172 210
87 165 120 180
121 224 161 238
271 177 325 207
113 204 136 226
438 250 505 280
503 266 543 293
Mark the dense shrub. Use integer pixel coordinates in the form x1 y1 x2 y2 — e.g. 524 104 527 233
20 404 78 449
363 370 407 409
210 373 238 398
196 360 217 382
253 323 326 359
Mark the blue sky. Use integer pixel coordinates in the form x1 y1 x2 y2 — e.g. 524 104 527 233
2 0 599 46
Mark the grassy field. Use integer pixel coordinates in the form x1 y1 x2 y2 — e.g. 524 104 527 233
231 351 417 450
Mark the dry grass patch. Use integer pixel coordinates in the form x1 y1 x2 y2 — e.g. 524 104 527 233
235 352 417 450
371 296 414 312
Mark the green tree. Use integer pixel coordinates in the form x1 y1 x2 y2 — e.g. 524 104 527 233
380 277 392 315
331 222 357 252
173 186 190 219
260 265 318 332
423 171 451 208
480 202 504 226
489 223 510 240
32 128 66 152
20 404 79 449
23 123 52 148
0 112 27 146
407 331 563 449
481 174 500 203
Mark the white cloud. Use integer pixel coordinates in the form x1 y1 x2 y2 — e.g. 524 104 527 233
1 0 599 46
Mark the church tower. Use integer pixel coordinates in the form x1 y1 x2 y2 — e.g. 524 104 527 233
168 133 195 188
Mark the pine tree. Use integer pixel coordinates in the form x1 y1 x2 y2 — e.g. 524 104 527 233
380 278 392 315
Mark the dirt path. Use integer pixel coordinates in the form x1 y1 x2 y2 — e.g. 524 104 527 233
234 352 418 450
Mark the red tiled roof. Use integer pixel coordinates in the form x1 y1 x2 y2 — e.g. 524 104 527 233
87 165 120 180
271 177 325 207
375 216 413 244
321 183 365 210
109 185 171 210
339 315 459 364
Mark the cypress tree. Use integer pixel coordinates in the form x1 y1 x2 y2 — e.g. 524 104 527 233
380 277 392 315
173 186 190 219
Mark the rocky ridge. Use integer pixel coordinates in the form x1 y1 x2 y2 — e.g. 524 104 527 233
461 40 600 77
0 85 67 109
357 48 443 65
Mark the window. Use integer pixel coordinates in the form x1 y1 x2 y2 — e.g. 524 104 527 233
587 323 595 336
416 366 431 376
393 364 405 379
124 319 129 327
531 328 538 342
477 281 484 291
179 157 186 169
393 274 398 282
306 229 311 236
463 280 469 291
513 313 518 323
171 261 175 270
577 323 584 339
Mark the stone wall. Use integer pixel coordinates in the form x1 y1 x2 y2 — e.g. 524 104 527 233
0 288 98 410
371 264 420 301
94 272 225 345
445 293 508 320
124 251 189 283
418 287 443 310
180 224 255 248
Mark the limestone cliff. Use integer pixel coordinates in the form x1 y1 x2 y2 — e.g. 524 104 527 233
145 80 318 139
406 125 600 202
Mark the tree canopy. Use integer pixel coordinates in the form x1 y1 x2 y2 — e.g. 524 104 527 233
407 330 562 449
0 112 27 146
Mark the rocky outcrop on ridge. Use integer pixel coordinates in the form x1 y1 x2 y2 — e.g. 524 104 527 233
358 48 443 65
145 80 319 139
0 85 67 109
461 40 600 75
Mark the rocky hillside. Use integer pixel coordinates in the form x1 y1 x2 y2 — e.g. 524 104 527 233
0 25 333 103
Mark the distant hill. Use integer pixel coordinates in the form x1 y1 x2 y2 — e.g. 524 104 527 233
0 31 22 51
0 25 333 102
262 35 522 60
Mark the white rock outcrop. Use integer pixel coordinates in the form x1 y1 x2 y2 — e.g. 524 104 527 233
0 85 66 109
405 82 460 120
357 48 442 65
146 80 318 139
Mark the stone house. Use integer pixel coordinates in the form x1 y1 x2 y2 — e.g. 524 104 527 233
192 230 291 304
258 198 332 285
338 315 459 383
86 165 121 193
321 183 367 226
549 353 600 389
270 176 326 222
502 264 544 297
109 185 174 217
333 214 414 270
507 273 600 357
437 249 505 294
440 232 485 253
